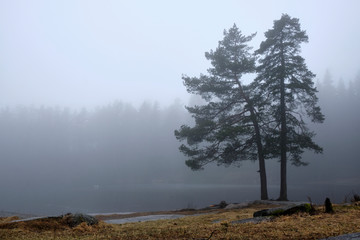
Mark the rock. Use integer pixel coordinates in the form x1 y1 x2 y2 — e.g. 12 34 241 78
225 202 251 210
63 213 98 227
319 232 360 240
219 201 228 208
2 213 98 231
325 198 334 213
253 203 312 217
204 200 229 210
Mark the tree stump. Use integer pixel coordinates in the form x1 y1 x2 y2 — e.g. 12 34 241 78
324 198 334 213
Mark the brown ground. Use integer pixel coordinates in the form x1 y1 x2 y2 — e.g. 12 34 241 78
0 202 359 239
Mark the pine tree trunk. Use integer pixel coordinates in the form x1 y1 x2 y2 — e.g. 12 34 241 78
251 108 268 200
236 78 268 200
278 41 288 201
279 100 288 200
256 129 268 200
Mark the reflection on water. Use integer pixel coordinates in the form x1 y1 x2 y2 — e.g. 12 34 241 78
1 183 359 216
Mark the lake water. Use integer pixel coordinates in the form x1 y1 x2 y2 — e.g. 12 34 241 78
105 214 186 224
1 183 359 216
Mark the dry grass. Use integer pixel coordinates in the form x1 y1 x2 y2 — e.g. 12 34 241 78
0 204 359 240
0 216 20 224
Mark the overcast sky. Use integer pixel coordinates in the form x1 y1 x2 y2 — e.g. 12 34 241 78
1 0 359 109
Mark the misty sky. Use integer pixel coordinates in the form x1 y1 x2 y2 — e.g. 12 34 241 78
1 0 360 108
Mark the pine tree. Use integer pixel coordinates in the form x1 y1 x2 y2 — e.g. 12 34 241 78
175 24 269 200
255 14 324 200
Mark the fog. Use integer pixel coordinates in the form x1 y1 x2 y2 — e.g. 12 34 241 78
1 0 360 108
0 1 360 215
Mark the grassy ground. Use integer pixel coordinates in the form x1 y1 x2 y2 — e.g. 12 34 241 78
0 203 359 239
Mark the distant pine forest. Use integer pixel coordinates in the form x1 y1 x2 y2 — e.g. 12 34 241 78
0 72 359 202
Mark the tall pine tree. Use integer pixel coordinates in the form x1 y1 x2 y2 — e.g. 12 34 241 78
255 14 324 201
175 25 269 200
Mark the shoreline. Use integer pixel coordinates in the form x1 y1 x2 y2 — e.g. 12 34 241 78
1 199 308 223
94 200 303 223
1 200 359 239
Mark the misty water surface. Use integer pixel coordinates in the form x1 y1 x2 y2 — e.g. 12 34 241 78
1 183 358 215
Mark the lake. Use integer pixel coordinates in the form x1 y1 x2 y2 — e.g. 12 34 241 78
1 183 359 216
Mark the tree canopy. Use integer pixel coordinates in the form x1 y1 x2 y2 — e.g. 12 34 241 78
255 14 324 200
175 25 270 199
176 14 325 201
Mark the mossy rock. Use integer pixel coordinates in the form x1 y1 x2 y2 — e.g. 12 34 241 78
63 213 98 227
0 213 98 231
253 203 312 217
